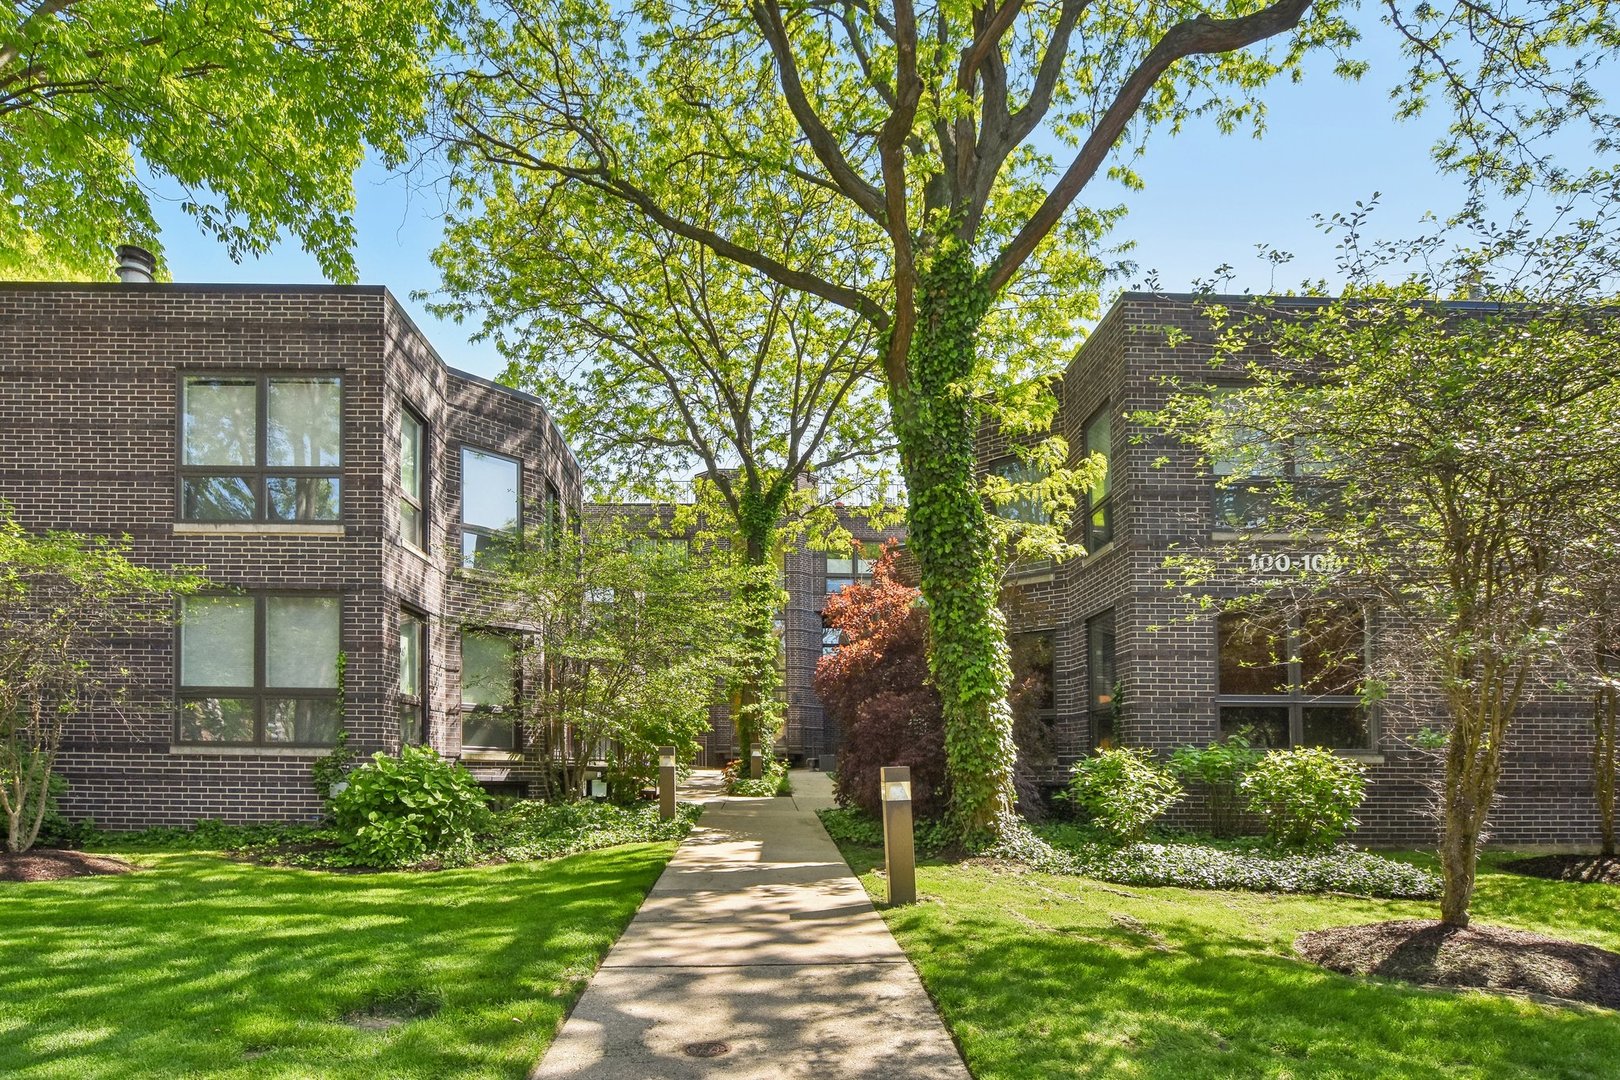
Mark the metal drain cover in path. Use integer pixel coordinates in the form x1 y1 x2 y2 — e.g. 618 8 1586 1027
681 1041 732 1058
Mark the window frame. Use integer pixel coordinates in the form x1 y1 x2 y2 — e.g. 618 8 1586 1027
459 627 521 751
824 541 883 595
458 445 523 569
400 404 428 552
1087 609 1117 750
1215 606 1375 751
1082 404 1113 550
176 373 344 524
399 608 428 746
174 591 344 747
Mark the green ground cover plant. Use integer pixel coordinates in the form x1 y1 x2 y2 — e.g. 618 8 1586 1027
827 833 1620 1078
0 843 676 1079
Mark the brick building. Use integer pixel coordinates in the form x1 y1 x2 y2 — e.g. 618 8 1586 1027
985 292 1604 847
0 277 581 828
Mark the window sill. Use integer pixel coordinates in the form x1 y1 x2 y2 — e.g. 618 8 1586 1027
174 523 346 537
1084 540 1116 560
1210 530 1328 543
169 744 333 757
460 750 524 763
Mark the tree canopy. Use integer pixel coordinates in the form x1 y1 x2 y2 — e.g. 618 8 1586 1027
0 0 449 279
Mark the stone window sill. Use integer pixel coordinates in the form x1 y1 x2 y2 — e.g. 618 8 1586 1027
174 523 346 537
461 750 524 764
169 744 332 757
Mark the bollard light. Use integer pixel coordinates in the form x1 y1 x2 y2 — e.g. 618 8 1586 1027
749 748 763 780
658 745 677 821
879 765 917 906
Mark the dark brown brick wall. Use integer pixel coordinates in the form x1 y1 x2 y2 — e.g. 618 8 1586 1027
988 293 1605 848
0 284 581 826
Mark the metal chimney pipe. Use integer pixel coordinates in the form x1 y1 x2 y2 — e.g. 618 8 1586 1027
115 244 156 284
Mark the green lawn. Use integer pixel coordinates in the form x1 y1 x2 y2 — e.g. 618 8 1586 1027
0 843 675 1079
836 842 1620 1079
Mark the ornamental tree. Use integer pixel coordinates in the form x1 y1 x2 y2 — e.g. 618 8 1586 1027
438 0 1615 843
0 0 448 279
1155 235 1620 924
0 511 204 851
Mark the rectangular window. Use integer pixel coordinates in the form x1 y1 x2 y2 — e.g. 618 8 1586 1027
1087 610 1117 749
460 447 521 568
1210 388 1338 527
821 616 843 656
400 407 427 551
460 629 517 750
1083 406 1113 549
988 456 1049 525
826 542 883 594
545 480 563 553
180 375 342 522
177 594 341 745
1216 606 1370 749
1011 630 1056 721
399 610 426 745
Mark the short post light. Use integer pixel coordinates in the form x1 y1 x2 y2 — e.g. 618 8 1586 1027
880 765 916 906
750 747 763 781
658 746 677 821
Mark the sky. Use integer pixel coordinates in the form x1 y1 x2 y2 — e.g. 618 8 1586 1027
145 21 1573 383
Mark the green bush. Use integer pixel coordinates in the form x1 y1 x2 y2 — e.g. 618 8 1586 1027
1239 747 1367 850
330 746 493 868
723 754 791 797
1062 748 1183 843
816 806 952 856
1169 735 1262 837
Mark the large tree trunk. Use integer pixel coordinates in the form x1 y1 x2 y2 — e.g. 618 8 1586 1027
731 507 783 769
887 240 1017 846
1596 688 1617 857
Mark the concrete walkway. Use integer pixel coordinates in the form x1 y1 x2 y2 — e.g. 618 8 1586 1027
531 770 970 1079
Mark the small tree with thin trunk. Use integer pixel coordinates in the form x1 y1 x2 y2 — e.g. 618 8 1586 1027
1563 536 1620 857
1158 264 1620 926
0 513 203 852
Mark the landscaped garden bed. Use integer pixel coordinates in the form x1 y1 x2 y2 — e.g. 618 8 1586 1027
1505 853 1620 886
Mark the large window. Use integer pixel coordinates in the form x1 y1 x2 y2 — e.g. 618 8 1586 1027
1217 606 1370 749
180 376 342 522
399 610 426 745
177 594 341 745
1087 610 1117 749
460 447 520 568
1210 388 1336 527
1083 406 1113 549
460 630 517 750
988 456 1049 524
826 542 882 594
1011 630 1056 723
400 407 427 551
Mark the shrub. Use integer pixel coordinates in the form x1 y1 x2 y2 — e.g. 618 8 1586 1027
816 806 953 857
723 753 791 797
1063 748 1183 843
1169 735 1262 837
1239 747 1367 850
330 746 493 868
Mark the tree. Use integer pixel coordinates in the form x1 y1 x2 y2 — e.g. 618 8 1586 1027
428 160 898 764
0 0 448 279
438 0 1616 843
0 511 203 851
489 516 740 800
1157 273 1620 926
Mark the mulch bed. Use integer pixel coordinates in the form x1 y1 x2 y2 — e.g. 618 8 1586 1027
1296 920 1620 1010
1504 853 1620 886
0 849 135 883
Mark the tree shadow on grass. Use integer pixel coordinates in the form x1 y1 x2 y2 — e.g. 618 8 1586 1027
0 844 674 1079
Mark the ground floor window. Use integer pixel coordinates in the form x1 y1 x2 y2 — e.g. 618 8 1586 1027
1216 605 1371 749
1087 610 1116 748
461 629 518 750
399 610 426 745
177 593 341 745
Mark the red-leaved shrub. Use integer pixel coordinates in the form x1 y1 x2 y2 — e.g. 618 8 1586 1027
815 545 949 819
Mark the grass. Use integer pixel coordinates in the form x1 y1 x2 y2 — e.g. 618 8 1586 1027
0 842 676 1079
833 838 1620 1079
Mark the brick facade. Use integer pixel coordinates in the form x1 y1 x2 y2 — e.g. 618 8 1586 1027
985 293 1606 848
0 283 581 827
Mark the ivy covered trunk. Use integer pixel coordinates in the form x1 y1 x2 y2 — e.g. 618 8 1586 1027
887 239 1017 845
731 490 786 767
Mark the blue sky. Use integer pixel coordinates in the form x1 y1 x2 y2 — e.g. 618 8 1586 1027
146 23 1556 382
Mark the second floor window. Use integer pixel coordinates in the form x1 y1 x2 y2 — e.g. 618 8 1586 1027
988 456 1050 525
1083 406 1113 549
460 447 520 568
177 593 341 745
180 375 342 522
401 407 427 551
826 542 882 594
